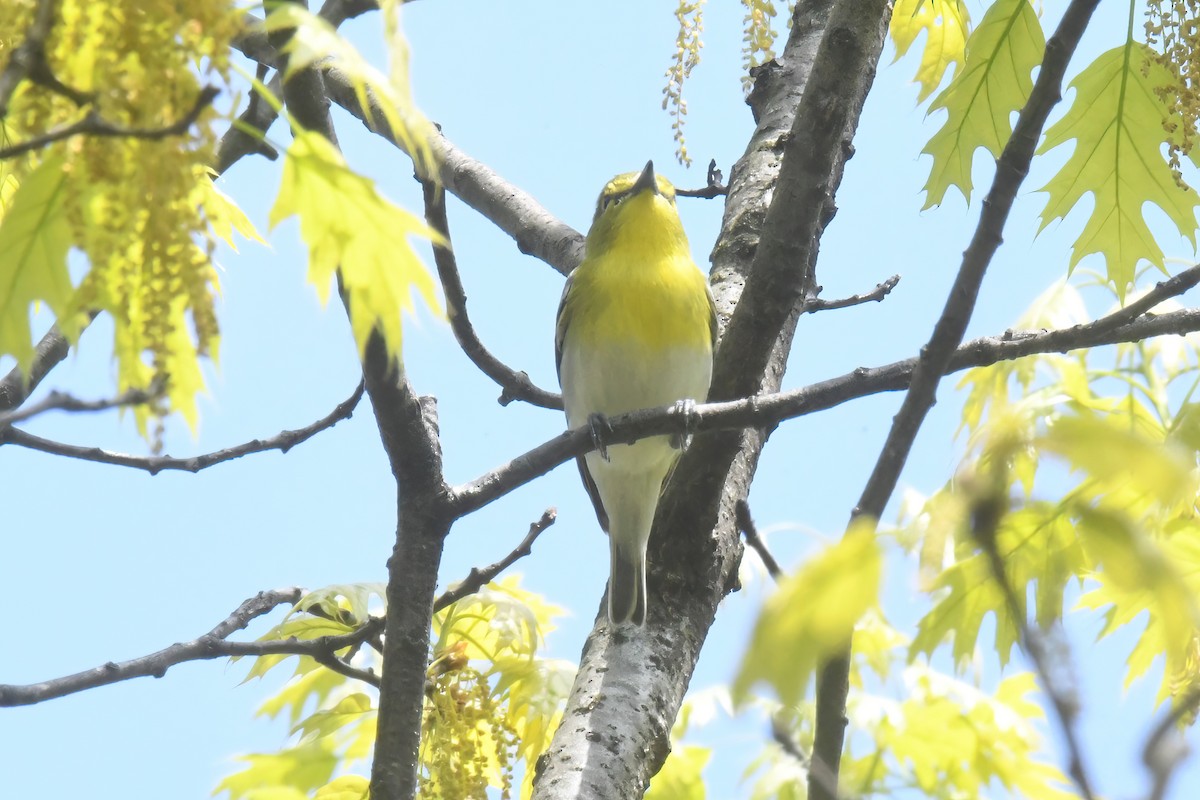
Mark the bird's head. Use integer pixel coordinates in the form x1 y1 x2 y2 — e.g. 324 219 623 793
585 161 685 256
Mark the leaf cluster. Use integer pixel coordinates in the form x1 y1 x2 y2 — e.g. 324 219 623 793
217 577 571 800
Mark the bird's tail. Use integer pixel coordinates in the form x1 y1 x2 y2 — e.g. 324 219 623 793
609 538 646 626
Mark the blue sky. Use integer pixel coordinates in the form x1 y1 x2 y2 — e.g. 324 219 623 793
3 2 1198 798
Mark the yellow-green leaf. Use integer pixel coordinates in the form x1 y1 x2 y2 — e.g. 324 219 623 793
214 741 338 800
1076 510 1200 699
1037 43 1200 296
1039 414 1197 511
313 776 369 800
270 130 442 362
0 154 75 371
733 521 882 708
645 744 711 800
890 0 970 103
262 3 433 172
202 177 264 253
921 0 1044 208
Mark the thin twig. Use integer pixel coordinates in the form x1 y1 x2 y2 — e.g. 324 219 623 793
676 158 729 199
0 85 219 160
971 492 1097 800
1 588 306 705
770 716 842 800
0 0 60 117
803 274 901 313
1142 687 1200 800
432 509 557 611
1088 262 1200 335
313 651 381 688
1 381 365 473
215 64 279 172
735 498 783 582
0 385 160 429
421 180 563 409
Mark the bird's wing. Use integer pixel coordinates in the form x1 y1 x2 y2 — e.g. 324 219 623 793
553 270 578 379
705 281 719 354
575 457 610 533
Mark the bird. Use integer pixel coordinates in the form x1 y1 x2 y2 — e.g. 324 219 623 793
555 160 717 626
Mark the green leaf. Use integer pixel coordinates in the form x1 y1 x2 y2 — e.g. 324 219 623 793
201 176 264 253
733 522 882 707
1039 414 1197 511
214 741 338 800
890 0 970 103
262 3 434 172
255 662 348 725
269 130 442 363
1076 509 1200 699
910 504 1086 666
645 744 711 800
880 669 1076 800
921 0 1044 208
1037 43 1200 296
291 692 375 742
0 154 75 371
312 776 369 800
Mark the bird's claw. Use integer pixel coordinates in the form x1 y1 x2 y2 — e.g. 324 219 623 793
588 412 613 462
670 398 698 451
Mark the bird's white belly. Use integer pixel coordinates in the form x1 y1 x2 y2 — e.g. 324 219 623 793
560 338 711 472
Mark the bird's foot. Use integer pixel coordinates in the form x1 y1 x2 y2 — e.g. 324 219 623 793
669 398 698 451
588 412 613 462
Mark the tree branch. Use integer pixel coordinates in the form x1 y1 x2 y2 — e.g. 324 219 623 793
267 13 453 800
0 85 220 160
0 588 317 706
814 3 1102 798
0 381 365 473
451 305 1200 518
675 158 728 199
231 24 586 277
0 0 72 118
1143 688 1200 800
0 385 161 429
433 508 557 611
967 484 1099 800
803 274 901 313
735 499 783 582
421 179 563 409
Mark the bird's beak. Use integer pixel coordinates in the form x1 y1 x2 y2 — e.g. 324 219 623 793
631 160 659 196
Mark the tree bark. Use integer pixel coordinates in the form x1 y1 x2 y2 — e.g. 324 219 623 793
530 2 892 798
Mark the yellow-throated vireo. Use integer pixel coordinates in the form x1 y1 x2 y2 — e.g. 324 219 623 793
555 161 717 626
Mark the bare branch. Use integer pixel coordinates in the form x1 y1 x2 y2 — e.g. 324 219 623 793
1 588 300 706
770 716 842 800
1 381 366 473
814 3 1102 796
215 64 280 172
0 385 161 430
0 85 220 160
0 0 76 117
675 158 729 199
421 179 563 409
735 498 783 582
313 651 381 688
231 20 586 276
1089 262 1200 335
1142 688 1200 800
970 491 1097 800
451 303 1200 519
0 315 100 412
803 274 901 314
433 508 557 611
